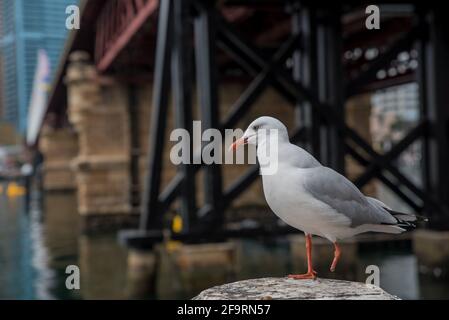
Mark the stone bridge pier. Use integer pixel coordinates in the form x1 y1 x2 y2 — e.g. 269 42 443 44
64 52 134 231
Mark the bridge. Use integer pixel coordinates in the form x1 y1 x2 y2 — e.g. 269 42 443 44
36 0 449 292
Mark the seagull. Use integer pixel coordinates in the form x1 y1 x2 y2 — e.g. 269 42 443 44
230 116 425 280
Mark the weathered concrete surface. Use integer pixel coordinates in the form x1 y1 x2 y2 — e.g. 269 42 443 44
193 277 399 300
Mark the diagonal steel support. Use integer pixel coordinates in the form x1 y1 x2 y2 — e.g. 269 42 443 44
346 144 422 212
221 35 299 130
217 19 297 105
354 121 427 188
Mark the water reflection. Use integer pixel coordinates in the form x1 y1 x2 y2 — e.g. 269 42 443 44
39 191 79 299
1 183 449 299
0 186 36 299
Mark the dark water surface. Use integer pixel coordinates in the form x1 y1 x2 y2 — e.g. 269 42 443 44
1 184 448 299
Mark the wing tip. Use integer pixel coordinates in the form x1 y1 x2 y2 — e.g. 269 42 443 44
381 208 430 232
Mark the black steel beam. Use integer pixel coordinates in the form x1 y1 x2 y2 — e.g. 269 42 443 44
418 7 449 219
292 5 321 157
316 7 345 172
171 0 197 231
140 0 173 231
119 225 300 249
128 84 141 209
194 0 224 227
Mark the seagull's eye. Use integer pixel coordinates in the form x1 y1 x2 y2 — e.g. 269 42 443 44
253 125 260 131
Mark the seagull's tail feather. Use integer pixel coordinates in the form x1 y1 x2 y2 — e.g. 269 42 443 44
386 209 428 223
382 208 428 231
389 220 416 231
366 196 429 225
361 224 406 234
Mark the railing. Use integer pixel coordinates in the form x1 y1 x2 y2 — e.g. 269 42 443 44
95 0 158 72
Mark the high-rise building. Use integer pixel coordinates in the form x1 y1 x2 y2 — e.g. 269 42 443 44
0 0 78 134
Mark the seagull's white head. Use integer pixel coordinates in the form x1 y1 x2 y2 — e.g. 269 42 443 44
229 116 288 151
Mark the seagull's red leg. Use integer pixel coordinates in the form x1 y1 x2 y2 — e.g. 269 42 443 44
330 242 341 272
288 234 317 280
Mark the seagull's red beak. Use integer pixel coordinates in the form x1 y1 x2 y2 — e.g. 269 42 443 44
229 137 248 152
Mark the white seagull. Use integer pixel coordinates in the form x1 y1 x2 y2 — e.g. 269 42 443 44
230 116 425 280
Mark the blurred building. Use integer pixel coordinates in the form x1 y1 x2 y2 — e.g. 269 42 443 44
371 83 420 152
0 0 78 134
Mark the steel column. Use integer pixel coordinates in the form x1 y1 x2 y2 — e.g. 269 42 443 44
171 0 197 231
194 0 224 227
140 0 173 230
292 4 321 156
128 85 141 209
419 6 449 223
316 7 345 173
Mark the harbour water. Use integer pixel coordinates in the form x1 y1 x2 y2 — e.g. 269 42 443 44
1 184 448 300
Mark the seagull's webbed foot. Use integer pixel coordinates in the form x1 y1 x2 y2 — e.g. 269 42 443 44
288 270 317 280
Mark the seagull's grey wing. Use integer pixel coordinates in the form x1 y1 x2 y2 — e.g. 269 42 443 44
302 166 396 227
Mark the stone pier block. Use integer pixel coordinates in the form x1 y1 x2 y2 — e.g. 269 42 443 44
413 229 449 278
39 125 78 191
194 277 399 300
65 51 133 228
126 249 158 299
